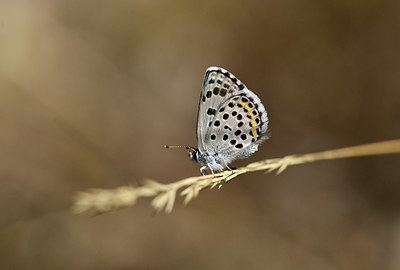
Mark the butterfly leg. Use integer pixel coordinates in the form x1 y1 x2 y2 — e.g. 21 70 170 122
200 165 215 176
227 165 236 171
208 165 215 175
200 166 208 176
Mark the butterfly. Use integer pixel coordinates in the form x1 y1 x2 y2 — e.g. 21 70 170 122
165 66 269 175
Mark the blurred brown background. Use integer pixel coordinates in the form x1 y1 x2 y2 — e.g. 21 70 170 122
1 0 400 269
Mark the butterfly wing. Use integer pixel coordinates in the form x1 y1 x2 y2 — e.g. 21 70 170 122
196 67 269 165
205 91 269 165
196 67 247 153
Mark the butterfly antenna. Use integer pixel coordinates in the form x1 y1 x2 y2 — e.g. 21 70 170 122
164 145 197 151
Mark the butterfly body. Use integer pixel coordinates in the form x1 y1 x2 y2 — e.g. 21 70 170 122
189 143 260 174
166 66 269 175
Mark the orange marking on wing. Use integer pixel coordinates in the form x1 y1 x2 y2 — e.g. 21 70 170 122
238 101 247 108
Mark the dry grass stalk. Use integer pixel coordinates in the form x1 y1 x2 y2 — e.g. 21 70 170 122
73 139 400 215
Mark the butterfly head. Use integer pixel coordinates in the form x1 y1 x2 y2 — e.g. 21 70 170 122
164 145 200 163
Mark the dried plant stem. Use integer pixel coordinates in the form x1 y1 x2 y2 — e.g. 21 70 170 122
73 139 400 214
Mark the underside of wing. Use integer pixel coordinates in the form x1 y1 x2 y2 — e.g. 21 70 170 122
196 67 247 152
204 93 269 165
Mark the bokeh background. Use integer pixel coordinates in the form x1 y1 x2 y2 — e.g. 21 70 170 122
1 0 400 269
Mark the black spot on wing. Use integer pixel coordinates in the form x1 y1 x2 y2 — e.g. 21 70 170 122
220 89 227 97
224 125 232 131
207 108 216 115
